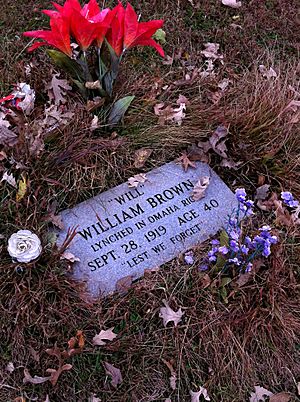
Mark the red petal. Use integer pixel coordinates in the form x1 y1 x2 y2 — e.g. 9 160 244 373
27 41 47 52
124 3 139 49
135 20 164 42
106 3 125 56
81 0 100 19
133 38 165 57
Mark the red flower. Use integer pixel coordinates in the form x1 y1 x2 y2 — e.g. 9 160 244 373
23 13 72 56
123 3 164 57
55 0 113 51
107 2 164 57
106 3 126 57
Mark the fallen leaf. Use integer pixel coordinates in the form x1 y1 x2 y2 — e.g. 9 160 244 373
210 125 228 156
43 105 74 129
235 272 252 287
162 359 177 391
297 382 300 396
259 65 277 80
190 386 211 401
249 386 274 402
134 148 152 168
86 97 105 112
200 273 211 289
60 251 80 262
6 362 15 373
93 328 117 346
192 176 210 201
1 171 17 188
88 395 101 402
201 43 224 62
0 150 7 161
222 0 242 8
48 212 64 230
255 184 270 201
23 368 51 385
128 173 147 188
154 95 187 126
0 111 10 127
47 73 72 105
0 125 18 147
46 363 72 386
159 299 184 327
103 362 122 388
29 133 45 157
218 78 232 91
90 115 99 131
116 274 133 294
273 198 294 227
85 80 101 90
269 392 291 402
16 173 27 202
177 151 196 171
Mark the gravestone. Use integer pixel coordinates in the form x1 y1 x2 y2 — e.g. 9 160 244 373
57 161 238 297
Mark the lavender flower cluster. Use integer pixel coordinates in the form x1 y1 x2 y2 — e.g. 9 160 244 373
281 191 299 208
201 188 278 273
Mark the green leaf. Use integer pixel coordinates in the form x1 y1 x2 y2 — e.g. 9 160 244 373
108 96 135 126
47 50 84 82
219 230 229 247
153 28 166 44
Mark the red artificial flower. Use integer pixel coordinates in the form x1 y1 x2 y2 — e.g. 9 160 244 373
23 13 72 56
54 0 113 51
123 3 164 57
106 3 126 57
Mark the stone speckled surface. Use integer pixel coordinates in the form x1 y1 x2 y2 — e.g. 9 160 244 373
57 161 238 297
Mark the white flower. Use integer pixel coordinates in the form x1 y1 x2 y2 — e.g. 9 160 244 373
7 230 42 263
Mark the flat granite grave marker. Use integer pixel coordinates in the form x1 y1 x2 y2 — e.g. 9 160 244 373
57 161 238 297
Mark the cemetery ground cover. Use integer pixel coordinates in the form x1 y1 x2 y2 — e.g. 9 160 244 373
0 0 300 401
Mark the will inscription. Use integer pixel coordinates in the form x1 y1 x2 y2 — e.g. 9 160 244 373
57 161 238 297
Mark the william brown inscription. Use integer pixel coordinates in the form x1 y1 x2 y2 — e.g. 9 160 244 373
57 161 238 297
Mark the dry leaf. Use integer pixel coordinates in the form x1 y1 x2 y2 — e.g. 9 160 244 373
218 78 231 91
177 151 196 171
134 148 152 168
46 363 72 386
259 65 277 80
210 125 228 157
29 133 45 157
116 274 133 294
0 125 18 147
90 115 99 131
154 95 187 126
6 362 15 373
60 251 80 262
93 328 117 346
16 173 27 202
103 362 122 388
47 74 72 105
48 212 64 230
249 386 274 402
23 368 51 385
85 81 101 90
190 387 211 401
43 105 74 129
200 273 211 289
159 299 184 327
1 171 17 188
128 173 147 188
255 184 270 201
222 0 242 8
162 359 177 391
192 176 210 201
88 395 101 402
0 111 10 128
201 43 224 62
297 382 300 396
269 392 291 402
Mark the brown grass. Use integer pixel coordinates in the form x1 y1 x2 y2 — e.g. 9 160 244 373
1 0 300 401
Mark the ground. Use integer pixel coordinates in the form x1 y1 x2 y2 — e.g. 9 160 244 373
0 0 300 401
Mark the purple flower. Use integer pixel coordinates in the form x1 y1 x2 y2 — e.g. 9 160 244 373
211 239 220 246
229 257 241 266
184 253 194 265
235 188 246 202
209 255 217 262
218 245 229 255
199 264 209 271
245 262 252 273
240 245 249 254
281 191 299 208
229 240 239 252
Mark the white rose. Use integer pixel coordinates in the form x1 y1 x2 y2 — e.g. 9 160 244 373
7 230 42 263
